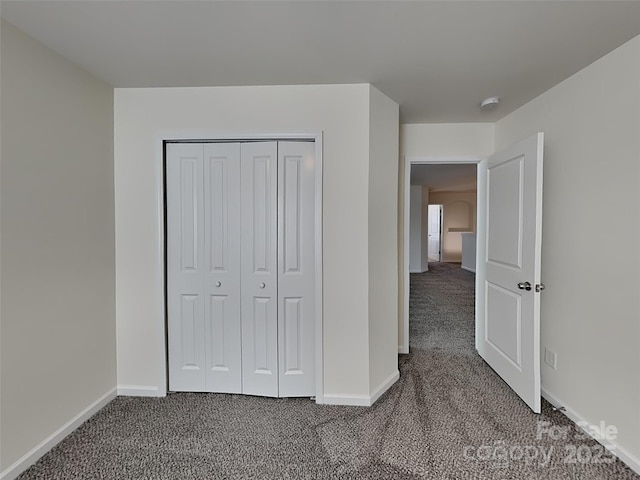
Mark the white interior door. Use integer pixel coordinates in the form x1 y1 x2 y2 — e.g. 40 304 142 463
277 142 316 397
167 143 243 393
241 142 279 397
427 204 442 262
477 132 544 413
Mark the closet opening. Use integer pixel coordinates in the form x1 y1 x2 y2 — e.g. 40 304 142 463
160 134 323 402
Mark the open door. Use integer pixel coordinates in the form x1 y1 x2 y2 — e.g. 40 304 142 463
427 204 442 262
477 133 544 413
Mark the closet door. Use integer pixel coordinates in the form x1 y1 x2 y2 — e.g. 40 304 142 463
203 143 242 393
167 143 206 391
167 143 242 393
277 142 316 397
241 142 279 397
168 140 316 398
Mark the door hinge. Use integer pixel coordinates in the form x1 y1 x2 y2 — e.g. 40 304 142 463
535 283 546 292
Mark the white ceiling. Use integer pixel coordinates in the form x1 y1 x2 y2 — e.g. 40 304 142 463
2 1 640 123
411 164 477 191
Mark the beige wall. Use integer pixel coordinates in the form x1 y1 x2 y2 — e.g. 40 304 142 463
0 20 116 471
114 84 399 400
367 86 400 396
428 190 477 263
496 35 640 462
398 123 494 351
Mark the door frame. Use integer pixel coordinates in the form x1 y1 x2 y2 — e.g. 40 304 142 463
401 155 486 354
156 132 324 403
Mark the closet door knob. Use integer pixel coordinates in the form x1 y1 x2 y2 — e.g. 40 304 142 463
259 283 266 289
215 281 222 287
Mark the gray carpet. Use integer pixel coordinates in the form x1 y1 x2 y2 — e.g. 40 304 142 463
18 262 638 479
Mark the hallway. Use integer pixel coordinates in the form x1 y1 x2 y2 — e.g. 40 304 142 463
405 262 638 479
409 262 475 354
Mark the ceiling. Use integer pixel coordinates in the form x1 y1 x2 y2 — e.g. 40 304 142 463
2 1 640 123
411 164 477 191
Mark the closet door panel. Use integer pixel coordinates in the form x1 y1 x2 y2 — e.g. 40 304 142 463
167 143 206 391
241 142 279 397
203 143 242 393
278 142 316 397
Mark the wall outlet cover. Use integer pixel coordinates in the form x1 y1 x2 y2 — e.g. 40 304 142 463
544 348 557 370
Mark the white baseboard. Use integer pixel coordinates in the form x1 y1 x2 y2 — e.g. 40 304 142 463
321 370 400 407
0 387 117 480
461 266 476 273
541 388 640 475
409 269 428 274
321 393 371 406
369 370 400 405
398 345 409 354
117 384 165 397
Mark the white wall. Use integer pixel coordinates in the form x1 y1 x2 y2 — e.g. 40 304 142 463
409 186 430 272
460 233 476 273
114 84 399 401
428 190 477 263
367 86 400 397
421 187 429 270
398 123 494 351
401 123 495 159
496 34 640 465
0 20 116 473
409 186 427 272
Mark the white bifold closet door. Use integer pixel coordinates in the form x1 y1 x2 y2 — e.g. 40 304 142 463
277 142 316 397
166 141 315 398
166 143 242 393
240 142 278 396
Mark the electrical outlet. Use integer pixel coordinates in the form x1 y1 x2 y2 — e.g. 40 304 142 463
544 348 557 370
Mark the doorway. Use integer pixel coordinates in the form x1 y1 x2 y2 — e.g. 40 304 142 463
401 157 482 354
402 133 544 413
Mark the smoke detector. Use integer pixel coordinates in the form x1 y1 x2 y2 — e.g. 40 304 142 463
480 96 500 111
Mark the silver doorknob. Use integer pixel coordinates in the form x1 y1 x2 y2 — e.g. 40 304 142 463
259 282 266 289
517 282 532 291
215 281 222 287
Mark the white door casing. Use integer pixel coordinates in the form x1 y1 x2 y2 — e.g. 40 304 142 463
241 142 279 397
277 142 316 397
476 132 544 413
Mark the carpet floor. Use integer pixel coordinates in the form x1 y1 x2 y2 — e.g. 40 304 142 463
18 262 638 479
